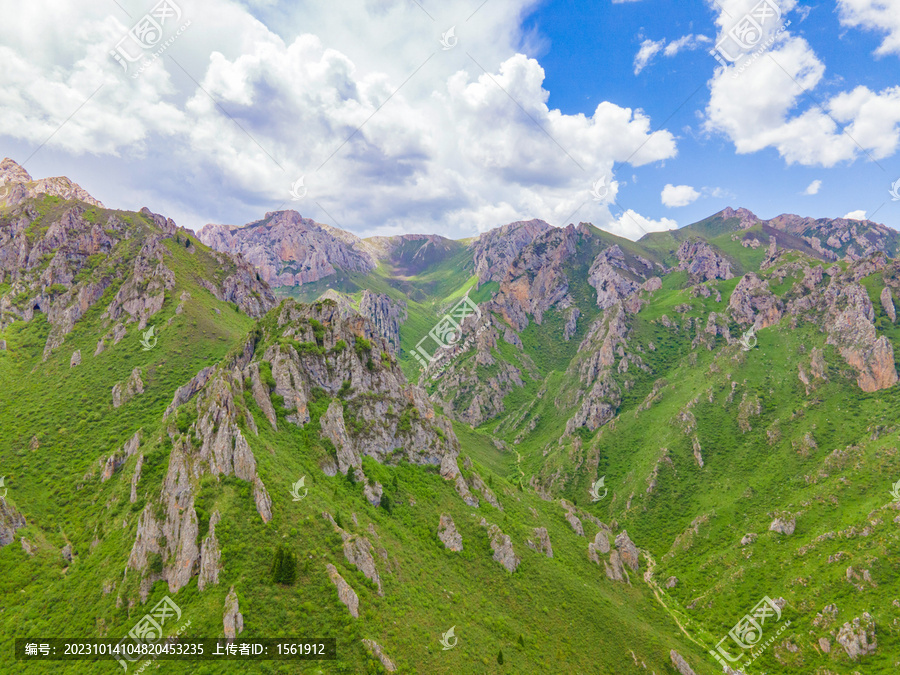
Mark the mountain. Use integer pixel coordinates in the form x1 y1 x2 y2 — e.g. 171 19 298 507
3 158 900 675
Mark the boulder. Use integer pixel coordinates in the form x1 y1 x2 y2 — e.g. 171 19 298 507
326 564 360 618
223 586 244 639
0 497 26 547
438 514 463 552
615 531 640 571
769 516 796 536
669 650 697 675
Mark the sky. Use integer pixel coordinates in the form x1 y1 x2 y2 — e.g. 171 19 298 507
0 0 899 241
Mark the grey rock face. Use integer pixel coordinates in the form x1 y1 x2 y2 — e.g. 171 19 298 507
669 650 697 675
526 527 553 558
70 349 80 367
198 210 376 287
326 564 360 618
359 291 406 356
881 286 896 322
769 515 796 536
0 497 26 547
482 521 520 573
438 514 463 551
728 272 783 328
835 612 876 660
615 531 640 571
469 218 553 285
362 639 397 672
677 240 733 282
341 532 383 596
223 586 244 639
198 511 222 591
112 367 144 408
363 481 383 507
604 550 626 581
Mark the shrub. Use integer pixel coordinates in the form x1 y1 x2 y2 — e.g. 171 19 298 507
354 336 372 356
497 649 504 665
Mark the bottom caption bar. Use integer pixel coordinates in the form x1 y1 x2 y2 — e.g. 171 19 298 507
15 639 337 661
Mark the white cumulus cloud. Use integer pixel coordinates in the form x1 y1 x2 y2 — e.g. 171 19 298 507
661 184 701 207
803 179 822 195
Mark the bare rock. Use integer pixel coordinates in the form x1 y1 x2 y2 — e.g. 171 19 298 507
438 514 463 552
359 291 406 356
741 533 758 546
526 527 553 558
61 543 73 562
818 637 831 653
483 522 520 572
769 515 796 536
223 586 244 639
666 576 678 588
604 550 627 582
470 472 502 510
563 505 585 536
362 639 397 672
326 563 360 618
728 272 782 327
0 497 27 547
677 240 733 282
835 612 876 660
112 367 144 408
198 511 222 591
364 481 383 507
669 650 697 675
342 534 383 596
594 530 610 554
70 349 81 367
881 286 896 322
615 531 640 571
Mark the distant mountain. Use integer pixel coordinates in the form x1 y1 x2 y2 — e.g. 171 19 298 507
198 210 378 287
0 157 104 208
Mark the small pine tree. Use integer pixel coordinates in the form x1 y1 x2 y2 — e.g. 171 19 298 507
487 474 494 487
517 634 524 648
281 548 297 585
346 470 356 486
497 649 504 665
380 494 393 514
270 546 284 583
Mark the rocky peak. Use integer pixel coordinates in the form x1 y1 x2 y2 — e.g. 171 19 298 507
197 210 376 287
713 207 760 229
0 158 104 208
469 218 554 286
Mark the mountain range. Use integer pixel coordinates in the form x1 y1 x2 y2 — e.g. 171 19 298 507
2 157 899 674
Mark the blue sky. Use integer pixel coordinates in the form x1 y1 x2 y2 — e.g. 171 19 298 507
1 0 899 239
